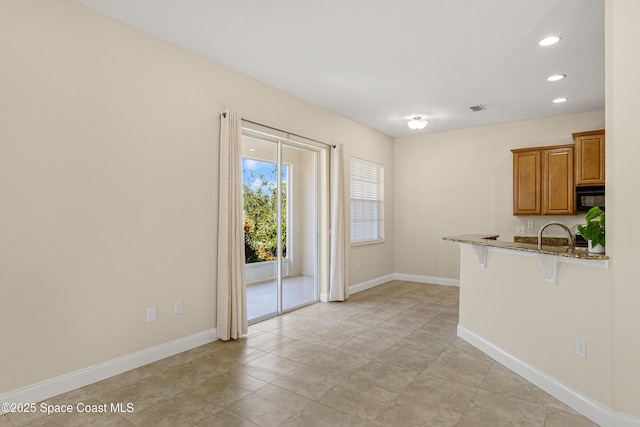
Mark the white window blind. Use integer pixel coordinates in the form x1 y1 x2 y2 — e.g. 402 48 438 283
350 157 384 244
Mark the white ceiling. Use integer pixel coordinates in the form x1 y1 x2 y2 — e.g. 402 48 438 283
75 0 604 138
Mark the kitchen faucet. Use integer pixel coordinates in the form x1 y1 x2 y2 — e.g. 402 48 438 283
537 221 574 250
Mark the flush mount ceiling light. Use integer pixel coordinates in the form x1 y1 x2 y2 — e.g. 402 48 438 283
539 36 561 46
553 97 568 103
407 116 428 130
547 74 566 82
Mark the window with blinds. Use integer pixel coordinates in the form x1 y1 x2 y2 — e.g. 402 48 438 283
350 157 384 244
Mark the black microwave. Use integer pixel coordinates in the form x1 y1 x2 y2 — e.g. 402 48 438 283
576 185 605 212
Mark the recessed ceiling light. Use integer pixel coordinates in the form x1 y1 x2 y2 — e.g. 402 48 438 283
248 148 256 152
539 36 561 46
553 97 568 103
547 74 566 82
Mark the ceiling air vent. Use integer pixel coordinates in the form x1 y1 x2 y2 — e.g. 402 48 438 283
469 105 486 112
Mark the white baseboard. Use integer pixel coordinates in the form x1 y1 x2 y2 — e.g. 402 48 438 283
613 412 640 427
348 273 396 294
393 273 460 287
458 324 640 427
0 328 218 414
349 272 459 295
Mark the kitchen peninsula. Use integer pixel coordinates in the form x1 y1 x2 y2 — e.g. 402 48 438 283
444 234 609 260
444 234 608 285
444 233 613 424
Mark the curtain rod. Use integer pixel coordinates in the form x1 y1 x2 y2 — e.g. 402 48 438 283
221 112 335 148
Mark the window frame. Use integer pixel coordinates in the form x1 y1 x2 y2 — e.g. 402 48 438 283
350 156 385 245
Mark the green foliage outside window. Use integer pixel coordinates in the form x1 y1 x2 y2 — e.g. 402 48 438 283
243 164 287 263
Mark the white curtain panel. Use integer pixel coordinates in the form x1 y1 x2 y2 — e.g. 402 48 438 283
216 109 247 340
329 144 349 301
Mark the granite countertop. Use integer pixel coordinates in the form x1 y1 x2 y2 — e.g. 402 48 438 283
443 234 609 261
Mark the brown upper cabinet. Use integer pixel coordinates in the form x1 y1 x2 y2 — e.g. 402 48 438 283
573 129 605 185
512 144 575 215
512 148 541 215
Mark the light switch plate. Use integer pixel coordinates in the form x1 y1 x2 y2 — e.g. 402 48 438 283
576 336 587 358
146 307 156 322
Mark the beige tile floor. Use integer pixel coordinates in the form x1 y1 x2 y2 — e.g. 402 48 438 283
2 280 598 426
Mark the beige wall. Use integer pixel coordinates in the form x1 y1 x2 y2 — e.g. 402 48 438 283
0 0 394 394
606 0 640 417
393 111 605 280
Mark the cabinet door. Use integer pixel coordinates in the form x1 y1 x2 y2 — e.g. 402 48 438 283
574 131 605 185
513 150 541 215
542 147 574 215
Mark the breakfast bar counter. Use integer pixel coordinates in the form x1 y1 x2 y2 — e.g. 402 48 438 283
443 234 609 260
443 234 608 285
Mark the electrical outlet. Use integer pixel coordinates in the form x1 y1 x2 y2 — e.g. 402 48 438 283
356 262 360 271
456 259 460 268
175 300 183 315
516 226 526 235
576 336 587 358
146 306 156 322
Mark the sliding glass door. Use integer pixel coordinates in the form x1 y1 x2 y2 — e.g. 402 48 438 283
242 133 319 323
280 143 318 312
